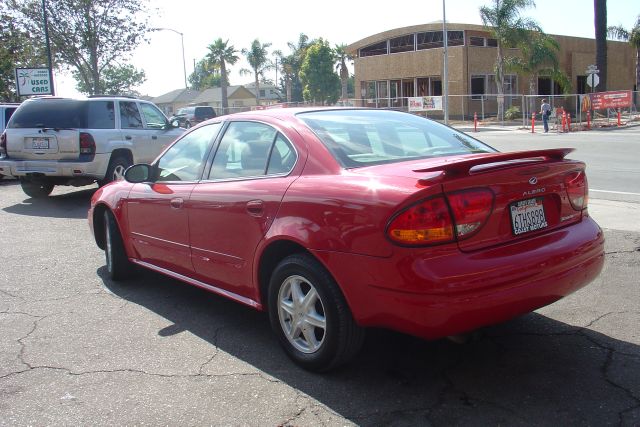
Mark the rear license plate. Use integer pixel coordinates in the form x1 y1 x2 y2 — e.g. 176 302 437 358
31 137 50 149
510 197 548 235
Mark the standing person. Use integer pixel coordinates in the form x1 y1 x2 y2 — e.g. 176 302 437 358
540 99 551 133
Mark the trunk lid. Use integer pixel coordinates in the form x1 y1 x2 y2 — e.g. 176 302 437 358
6 128 80 160
353 149 587 252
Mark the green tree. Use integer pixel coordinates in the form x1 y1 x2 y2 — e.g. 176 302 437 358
608 15 640 92
480 0 540 119
300 39 340 105
334 43 353 102
504 31 570 113
240 39 272 105
594 0 608 91
287 33 311 102
0 5 47 101
8 0 152 95
73 63 145 95
205 38 239 114
189 59 227 91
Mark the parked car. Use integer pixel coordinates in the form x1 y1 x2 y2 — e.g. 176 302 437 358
0 96 184 197
171 106 216 128
0 103 19 180
88 108 604 372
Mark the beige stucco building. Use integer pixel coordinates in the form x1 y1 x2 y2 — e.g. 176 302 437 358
346 23 635 118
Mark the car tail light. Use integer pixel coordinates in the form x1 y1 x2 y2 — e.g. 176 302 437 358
387 196 454 245
79 132 96 155
565 170 588 210
447 189 494 239
0 131 6 155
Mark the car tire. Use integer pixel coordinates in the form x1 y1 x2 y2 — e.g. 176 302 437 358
100 155 131 186
268 254 365 372
104 210 134 281
20 178 54 198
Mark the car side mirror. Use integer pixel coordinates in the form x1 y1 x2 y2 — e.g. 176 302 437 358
124 163 152 183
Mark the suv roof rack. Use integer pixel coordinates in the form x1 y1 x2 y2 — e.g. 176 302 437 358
88 94 136 99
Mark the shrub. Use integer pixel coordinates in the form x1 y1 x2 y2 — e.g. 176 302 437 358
505 106 521 120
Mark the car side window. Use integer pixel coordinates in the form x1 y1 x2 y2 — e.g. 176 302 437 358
208 122 281 180
268 133 296 174
140 103 167 130
156 122 222 182
119 101 143 129
87 101 115 129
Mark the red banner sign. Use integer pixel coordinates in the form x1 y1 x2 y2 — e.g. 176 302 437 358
589 91 632 110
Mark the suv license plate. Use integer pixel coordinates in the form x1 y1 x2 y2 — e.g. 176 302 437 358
510 197 548 236
32 138 50 149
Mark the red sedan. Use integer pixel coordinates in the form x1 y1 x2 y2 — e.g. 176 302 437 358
89 108 604 371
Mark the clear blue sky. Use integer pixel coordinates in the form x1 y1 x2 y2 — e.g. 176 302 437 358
55 0 639 97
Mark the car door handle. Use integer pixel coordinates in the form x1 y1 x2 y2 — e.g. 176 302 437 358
125 135 132 140
246 200 264 217
170 198 184 209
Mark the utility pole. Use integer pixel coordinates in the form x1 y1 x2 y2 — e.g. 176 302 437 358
42 0 55 95
442 0 449 124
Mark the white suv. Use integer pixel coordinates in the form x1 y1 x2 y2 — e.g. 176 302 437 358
0 96 184 197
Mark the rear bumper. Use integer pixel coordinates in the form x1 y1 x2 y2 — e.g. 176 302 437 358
313 216 605 339
0 153 109 179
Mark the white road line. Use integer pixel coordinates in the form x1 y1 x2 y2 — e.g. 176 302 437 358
590 189 640 196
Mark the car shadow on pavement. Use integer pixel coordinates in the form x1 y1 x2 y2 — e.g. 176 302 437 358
2 186 97 219
98 266 640 425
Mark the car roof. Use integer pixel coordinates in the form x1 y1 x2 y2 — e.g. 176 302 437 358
222 106 375 121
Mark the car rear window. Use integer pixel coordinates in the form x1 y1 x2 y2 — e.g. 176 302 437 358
8 99 115 129
298 109 496 168
194 107 215 119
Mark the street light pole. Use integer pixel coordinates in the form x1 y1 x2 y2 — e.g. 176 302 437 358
442 0 449 125
154 27 188 89
42 0 55 95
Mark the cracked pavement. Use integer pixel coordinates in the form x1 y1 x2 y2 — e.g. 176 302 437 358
1 177 638 426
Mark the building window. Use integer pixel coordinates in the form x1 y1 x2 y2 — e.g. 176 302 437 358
538 77 552 95
431 79 442 96
470 36 485 46
487 38 498 47
447 31 464 46
360 40 388 57
471 76 486 100
417 31 444 50
390 34 415 53
577 76 587 94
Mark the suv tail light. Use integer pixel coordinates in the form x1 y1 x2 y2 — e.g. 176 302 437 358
79 132 96 155
0 131 6 155
565 170 588 210
387 189 494 246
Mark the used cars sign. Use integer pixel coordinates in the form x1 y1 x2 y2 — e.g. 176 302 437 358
15 68 52 96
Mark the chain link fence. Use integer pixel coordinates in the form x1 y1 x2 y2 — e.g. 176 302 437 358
258 91 639 130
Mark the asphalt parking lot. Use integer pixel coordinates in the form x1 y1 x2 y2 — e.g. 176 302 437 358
1 129 639 425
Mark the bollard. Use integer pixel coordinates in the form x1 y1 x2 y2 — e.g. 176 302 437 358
617 109 621 126
531 112 535 133
567 113 571 132
587 111 591 130
562 111 567 132
474 112 478 132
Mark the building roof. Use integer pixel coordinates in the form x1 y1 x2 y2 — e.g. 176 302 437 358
193 85 256 104
152 88 200 105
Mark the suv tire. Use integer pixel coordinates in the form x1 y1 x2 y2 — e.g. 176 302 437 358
100 155 131 186
20 178 54 198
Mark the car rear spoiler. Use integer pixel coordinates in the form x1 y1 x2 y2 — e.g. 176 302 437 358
415 148 575 184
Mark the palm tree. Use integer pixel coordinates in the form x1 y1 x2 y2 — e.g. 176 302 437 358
608 15 640 93
504 31 570 113
241 39 272 106
480 0 540 119
287 33 311 102
205 38 239 115
334 43 353 103
594 0 608 92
